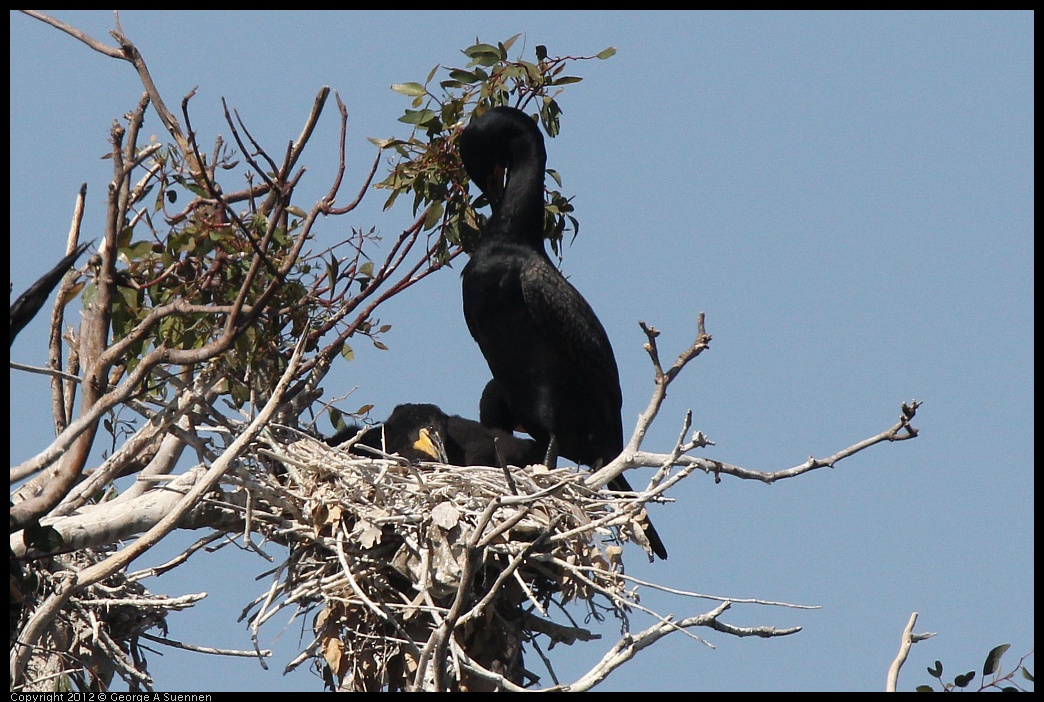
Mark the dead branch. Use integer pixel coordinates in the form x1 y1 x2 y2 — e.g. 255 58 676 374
48 184 89 435
886 612 938 692
590 314 920 492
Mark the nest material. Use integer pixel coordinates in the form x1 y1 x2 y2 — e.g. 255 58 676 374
10 547 171 692
246 432 658 691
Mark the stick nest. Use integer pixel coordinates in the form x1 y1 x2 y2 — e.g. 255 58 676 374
243 431 660 691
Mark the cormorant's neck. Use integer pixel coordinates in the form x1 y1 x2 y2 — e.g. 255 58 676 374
490 139 546 247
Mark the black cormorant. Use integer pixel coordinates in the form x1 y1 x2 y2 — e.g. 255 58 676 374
328 402 542 468
459 107 668 560
10 241 90 346
328 402 449 463
445 412 543 468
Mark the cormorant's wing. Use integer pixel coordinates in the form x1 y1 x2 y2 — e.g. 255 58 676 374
521 261 668 559
446 414 543 467
519 257 623 413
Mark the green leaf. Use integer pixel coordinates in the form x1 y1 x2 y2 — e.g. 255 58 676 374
422 200 444 231
367 137 406 149
391 82 427 97
326 257 339 288
596 47 617 60
928 661 943 679
117 285 140 311
340 343 354 362
1020 667 1034 682
359 261 374 278
506 64 531 82
448 68 480 83
465 42 501 58
463 43 502 67
552 76 583 86
502 33 521 53
117 225 134 250
522 61 544 83
355 403 374 416
329 407 344 432
398 109 437 126
22 522 65 553
954 671 976 688
536 45 548 61
382 189 401 211
125 241 156 261
984 644 1011 676
183 182 208 198
425 63 440 85
914 685 934 692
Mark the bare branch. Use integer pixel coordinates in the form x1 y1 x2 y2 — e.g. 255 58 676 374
19 11 124 58
589 312 919 494
323 93 384 216
628 314 711 455
47 184 89 433
562 602 800 692
886 612 938 692
139 632 272 659
599 400 921 490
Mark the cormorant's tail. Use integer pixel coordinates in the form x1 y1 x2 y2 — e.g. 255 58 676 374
608 473 669 561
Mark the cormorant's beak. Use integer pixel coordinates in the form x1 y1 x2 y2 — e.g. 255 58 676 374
413 427 448 463
486 163 506 206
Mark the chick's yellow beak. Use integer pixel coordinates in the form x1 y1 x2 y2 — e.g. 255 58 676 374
413 427 447 463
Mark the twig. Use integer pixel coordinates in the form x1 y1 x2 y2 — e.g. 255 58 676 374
139 632 273 659
592 400 923 489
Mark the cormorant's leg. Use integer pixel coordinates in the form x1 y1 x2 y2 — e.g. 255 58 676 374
494 437 519 494
493 436 507 471
543 435 559 470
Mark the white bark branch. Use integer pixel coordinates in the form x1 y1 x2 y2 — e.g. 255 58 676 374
886 611 938 692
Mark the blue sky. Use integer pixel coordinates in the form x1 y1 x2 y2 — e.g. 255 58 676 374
9 11 1033 692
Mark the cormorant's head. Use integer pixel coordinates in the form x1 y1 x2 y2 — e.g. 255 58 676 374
382 403 450 463
459 106 546 209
